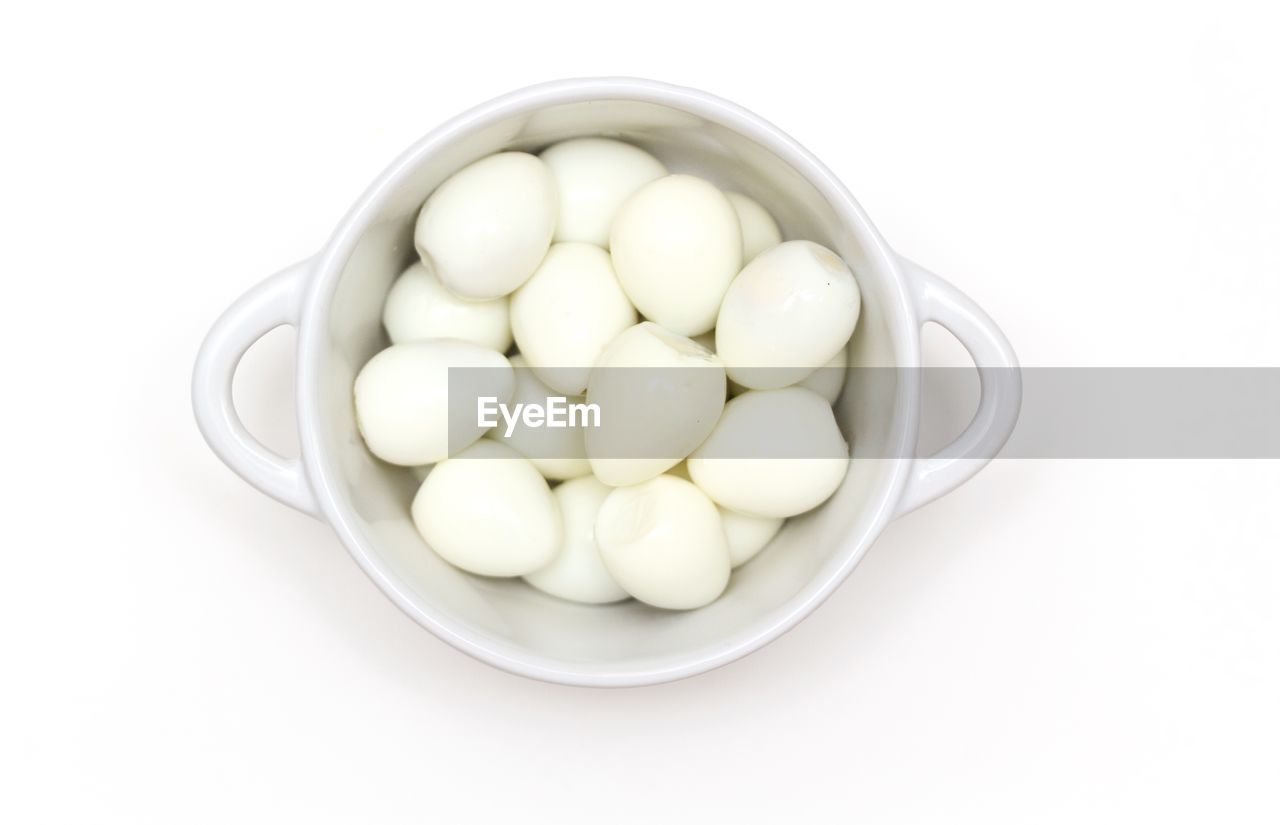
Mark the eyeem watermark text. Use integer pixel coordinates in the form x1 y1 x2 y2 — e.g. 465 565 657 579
477 396 601 437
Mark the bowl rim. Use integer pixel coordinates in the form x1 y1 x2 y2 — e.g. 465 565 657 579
294 77 921 687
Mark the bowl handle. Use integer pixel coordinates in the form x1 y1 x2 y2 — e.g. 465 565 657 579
894 258 1022 517
191 259 320 518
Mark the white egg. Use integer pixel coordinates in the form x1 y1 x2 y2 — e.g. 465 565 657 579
795 342 849 403
720 508 784 568
510 242 637 395
353 340 513 466
609 175 742 336
540 138 667 248
412 440 561 577
668 461 783 566
382 261 511 352
486 355 592 481
586 322 726 486
688 387 849 518
524 476 629 604
595 475 731 610
414 152 557 300
726 191 782 262
715 240 860 390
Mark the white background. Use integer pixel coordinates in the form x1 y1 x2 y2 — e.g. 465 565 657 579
3 1 1278 822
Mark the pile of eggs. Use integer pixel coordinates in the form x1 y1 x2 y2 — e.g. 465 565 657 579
353 138 860 610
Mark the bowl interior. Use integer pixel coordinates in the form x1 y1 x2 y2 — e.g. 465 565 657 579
307 86 913 681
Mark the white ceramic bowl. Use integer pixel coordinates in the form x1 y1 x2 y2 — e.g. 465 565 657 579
192 78 1021 686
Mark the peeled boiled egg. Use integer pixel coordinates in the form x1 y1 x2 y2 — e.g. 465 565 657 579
595 475 731 610
609 175 742 336
586 322 726 487
510 242 637 395
412 440 562 577
687 387 849 518
524 475 628 604
668 461 782 566
353 340 513 466
382 261 511 352
726 191 782 262
721 509 784 568
486 354 592 481
796 342 849 403
540 138 667 248
414 152 557 300
716 240 860 390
